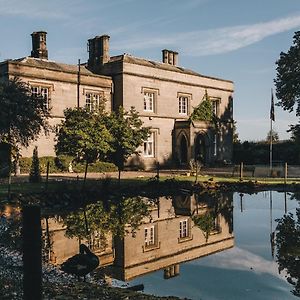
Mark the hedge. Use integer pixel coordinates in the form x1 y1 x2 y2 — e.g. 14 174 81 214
19 156 117 174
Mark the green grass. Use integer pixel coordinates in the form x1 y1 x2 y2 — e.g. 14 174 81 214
1 174 299 198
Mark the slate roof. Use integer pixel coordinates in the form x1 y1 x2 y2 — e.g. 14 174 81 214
109 54 233 83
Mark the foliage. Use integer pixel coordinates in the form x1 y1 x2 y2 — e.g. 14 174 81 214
190 90 214 122
192 213 215 242
55 108 112 163
266 129 279 143
233 140 300 164
19 156 117 173
0 78 50 148
105 106 149 176
275 31 300 117
63 197 150 243
275 31 300 146
29 146 41 183
275 209 300 297
0 204 22 251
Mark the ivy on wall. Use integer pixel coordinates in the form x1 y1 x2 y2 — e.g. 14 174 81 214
189 90 213 122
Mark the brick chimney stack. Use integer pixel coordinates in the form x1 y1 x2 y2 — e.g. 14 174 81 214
31 31 48 60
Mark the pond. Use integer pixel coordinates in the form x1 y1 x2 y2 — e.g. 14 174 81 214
1 190 299 299
125 192 299 300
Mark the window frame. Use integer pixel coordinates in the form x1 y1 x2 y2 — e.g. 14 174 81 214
141 87 159 114
178 96 188 115
178 218 192 243
143 132 155 158
210 97 221 117
85 91 104 112
30 85 51 111
177 92 191 116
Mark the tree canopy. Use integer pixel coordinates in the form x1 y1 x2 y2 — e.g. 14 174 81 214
55 108 112 163
275 31 300 143
105 106 149 178
275 31 300 116
275 208 300 296
0 78 50 148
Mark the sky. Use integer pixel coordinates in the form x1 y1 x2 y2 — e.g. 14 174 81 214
0 0 299 141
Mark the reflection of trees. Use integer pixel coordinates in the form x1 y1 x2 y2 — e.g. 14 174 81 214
0 205 22 251
276 208 300 297
62 197 150 245
192 191 233 241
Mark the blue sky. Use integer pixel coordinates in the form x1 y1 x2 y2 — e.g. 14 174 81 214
0 0 299 141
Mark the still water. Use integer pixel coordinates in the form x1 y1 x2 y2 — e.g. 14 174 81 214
3 191 299 299
121 192 299 300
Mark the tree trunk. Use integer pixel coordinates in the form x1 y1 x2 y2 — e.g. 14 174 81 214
118 169 121 186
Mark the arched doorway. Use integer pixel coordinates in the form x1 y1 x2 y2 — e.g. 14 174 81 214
179 135 188 164
195 133 207 164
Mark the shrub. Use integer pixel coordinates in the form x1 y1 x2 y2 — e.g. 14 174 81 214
29 146 41 183
20 155 117 174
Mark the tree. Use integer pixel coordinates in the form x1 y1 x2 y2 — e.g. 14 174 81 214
275 209 300 296
0 78 49 174
29 146 41 183
266 129 279 143
55 108 112 164
275 31 300 140
0 78 50 147
105 106 149 182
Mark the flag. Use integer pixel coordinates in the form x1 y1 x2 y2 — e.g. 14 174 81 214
270 90 275 121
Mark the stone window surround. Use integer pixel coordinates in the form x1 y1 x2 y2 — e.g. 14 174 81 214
83 88 104 111
29 81 53 111
143 131 155 158
210 96 221 117
177 92 192 116
178 218 193 243
143 128 159 158
141 87 159 114
143 223 160 252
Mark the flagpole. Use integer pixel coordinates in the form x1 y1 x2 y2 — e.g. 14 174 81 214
269 89 274 177
270 115 273 176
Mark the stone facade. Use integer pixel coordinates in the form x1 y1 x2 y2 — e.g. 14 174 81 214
0 31 234 168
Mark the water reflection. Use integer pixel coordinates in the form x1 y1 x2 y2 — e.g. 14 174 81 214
275 207 300 297
2 191 299 299
40 192 234 282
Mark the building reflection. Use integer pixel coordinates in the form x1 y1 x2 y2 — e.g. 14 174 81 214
42 192 234 281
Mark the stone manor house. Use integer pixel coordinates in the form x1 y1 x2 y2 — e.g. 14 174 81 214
0 31 234 169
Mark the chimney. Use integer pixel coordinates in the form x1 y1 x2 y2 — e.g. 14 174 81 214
162 49 168 64
31 31 48 60
88 35 110 69
162 49 178 66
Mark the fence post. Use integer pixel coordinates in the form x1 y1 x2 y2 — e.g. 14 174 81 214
240 162 243 181
284 162 288 185
23 205 42 300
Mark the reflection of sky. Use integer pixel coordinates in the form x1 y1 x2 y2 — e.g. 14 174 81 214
128 192 298 300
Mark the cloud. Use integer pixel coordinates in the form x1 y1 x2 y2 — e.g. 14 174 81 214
191 247 284 279
112 14 300 56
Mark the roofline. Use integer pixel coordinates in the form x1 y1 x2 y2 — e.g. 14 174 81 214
108 54 234 84
2 57 112 81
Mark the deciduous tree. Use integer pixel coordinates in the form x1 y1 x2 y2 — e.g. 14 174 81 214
275 31 300 141
105 106 149 182
55 108 112 164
